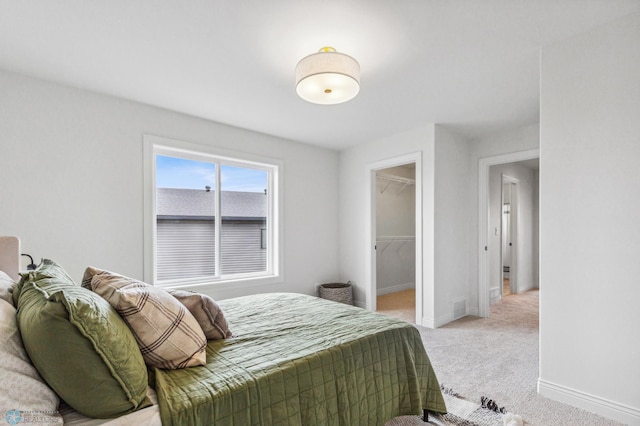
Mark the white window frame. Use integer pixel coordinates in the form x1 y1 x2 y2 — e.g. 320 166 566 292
143 134 283 290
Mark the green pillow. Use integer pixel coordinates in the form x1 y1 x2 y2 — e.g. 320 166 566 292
15 259 150 418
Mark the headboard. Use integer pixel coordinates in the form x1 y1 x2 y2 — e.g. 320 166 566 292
0 236 21 281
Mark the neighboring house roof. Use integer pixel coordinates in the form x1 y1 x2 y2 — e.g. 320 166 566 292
157 188 266 219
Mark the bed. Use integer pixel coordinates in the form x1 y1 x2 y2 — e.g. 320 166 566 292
0 236 446 425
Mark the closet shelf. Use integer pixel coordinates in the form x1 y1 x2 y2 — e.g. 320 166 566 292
377 174 415 194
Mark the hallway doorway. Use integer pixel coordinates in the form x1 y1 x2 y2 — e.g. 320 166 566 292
479 150 539 315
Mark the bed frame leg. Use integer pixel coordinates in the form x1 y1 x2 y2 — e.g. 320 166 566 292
422 409 428 422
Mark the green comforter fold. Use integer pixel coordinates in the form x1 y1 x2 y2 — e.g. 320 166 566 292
150 293 446 425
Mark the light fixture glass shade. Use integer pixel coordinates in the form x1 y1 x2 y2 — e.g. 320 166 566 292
295 47 360 105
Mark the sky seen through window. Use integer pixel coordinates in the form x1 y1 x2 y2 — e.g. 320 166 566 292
156 155 267 193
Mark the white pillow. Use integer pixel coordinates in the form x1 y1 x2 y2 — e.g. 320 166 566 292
0 298 61 424
0 270 16 306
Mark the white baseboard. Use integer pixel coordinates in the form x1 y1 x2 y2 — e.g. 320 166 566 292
420 313 454 329
467 306 479 317
434 313 453 328
376 282 415 296
420 316 435 329
489 286 501 304
538 379 640 425
422 302 478 328
353 299 366 309
516 282 536 293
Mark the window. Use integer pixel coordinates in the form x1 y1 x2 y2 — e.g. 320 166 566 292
144 135 280 287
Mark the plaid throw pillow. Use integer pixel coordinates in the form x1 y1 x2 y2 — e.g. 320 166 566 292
82 267 206 370
168 290 232 340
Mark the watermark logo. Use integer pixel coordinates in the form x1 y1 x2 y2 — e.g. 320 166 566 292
3 410 61 425
5 410 22 425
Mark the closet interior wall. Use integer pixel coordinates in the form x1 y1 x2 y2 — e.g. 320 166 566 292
375 165 416 296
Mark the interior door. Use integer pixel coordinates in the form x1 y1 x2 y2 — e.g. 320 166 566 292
501 178 517 296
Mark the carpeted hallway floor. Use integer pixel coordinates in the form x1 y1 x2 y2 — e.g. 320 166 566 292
379 290 623 425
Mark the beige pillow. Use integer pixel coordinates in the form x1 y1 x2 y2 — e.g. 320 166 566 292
0 271 16 306
168 290 232 340
0 299 62 423
82 267 206 370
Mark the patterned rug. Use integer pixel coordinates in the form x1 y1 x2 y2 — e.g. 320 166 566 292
385 387 522 426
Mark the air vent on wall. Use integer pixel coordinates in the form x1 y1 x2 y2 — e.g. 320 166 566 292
453 299 466 320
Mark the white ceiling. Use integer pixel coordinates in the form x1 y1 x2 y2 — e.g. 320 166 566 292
1 1 638 150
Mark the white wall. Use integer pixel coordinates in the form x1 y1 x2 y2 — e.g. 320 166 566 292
488 162 538 300
0 70 340 300
339 125 435 324
376 166 416 237
539 12 640 424
375 240 415 295
433 125 471 324
339 124 473 328
532 169 539 288
467 124 540 312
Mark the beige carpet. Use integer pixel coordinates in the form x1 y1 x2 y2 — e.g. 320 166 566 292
411 290 623 426
378 290 624 424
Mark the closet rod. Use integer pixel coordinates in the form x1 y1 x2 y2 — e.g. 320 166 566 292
376 236 415 241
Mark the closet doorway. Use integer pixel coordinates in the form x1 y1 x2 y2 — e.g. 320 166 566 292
374 163 417 324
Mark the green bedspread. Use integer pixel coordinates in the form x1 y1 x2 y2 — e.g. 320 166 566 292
150 293 446 425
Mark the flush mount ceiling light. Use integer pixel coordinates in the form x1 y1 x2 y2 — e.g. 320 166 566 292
295 47 360 105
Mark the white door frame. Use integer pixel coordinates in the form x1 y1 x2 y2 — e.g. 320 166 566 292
478 149 538 317
501 175 519 297
366 152 422 325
